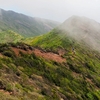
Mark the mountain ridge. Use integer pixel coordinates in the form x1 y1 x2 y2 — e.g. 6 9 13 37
0 9 60 37
57 15 100 51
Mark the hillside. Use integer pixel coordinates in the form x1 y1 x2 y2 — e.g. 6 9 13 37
0 30 24 43
0 41 100 100
0 9 60 37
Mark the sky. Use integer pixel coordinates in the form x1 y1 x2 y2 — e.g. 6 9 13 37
0 0 100 22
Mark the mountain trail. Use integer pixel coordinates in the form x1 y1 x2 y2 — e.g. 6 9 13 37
0 53 3 58
11 47 66 63
0 89 12 95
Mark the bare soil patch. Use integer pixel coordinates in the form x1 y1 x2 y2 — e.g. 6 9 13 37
11 47 66 63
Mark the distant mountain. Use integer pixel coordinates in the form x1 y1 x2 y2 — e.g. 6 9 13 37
0 9 60 37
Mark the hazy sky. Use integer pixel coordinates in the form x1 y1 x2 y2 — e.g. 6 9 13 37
0 0 100 22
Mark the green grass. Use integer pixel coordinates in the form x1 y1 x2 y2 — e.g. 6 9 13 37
0 30 24 43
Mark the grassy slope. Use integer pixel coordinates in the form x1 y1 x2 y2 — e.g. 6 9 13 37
0 30 24 43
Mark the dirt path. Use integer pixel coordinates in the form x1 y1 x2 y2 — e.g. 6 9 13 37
11 47 66 63
34 49 66 63
0 53 3 58
0 89 11 95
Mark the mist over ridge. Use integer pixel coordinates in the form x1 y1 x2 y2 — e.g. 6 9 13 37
58 15 100 51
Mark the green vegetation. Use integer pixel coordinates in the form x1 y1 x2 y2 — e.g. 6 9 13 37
0 30 24 43
30 29 77 51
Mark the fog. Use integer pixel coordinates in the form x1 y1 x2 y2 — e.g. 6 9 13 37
0 9 2 20
59 16 100 51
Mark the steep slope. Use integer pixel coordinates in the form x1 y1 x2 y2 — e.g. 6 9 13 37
0 9 60 37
